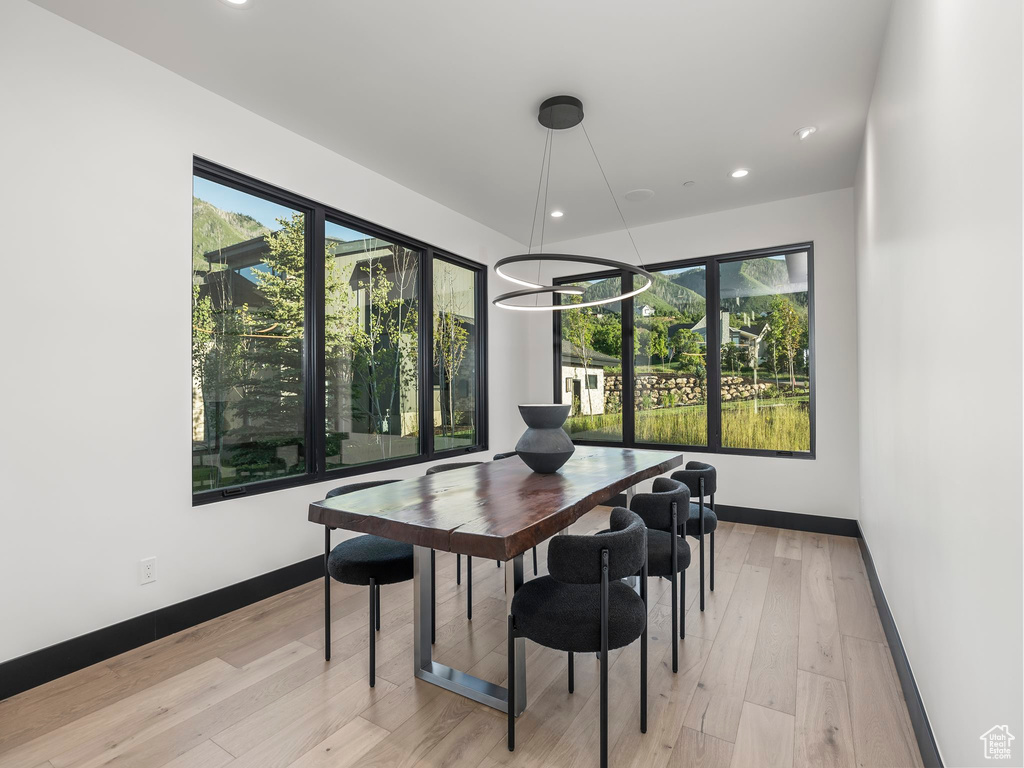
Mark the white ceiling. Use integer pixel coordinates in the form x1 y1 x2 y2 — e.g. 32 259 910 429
30 0 893 243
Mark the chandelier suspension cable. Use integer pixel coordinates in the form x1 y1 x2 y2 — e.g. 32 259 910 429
528 129 553 305
527 129 551 256
536 129 554 302
581 123 646 270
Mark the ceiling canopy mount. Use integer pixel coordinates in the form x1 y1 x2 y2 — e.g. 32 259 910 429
537 95 584 130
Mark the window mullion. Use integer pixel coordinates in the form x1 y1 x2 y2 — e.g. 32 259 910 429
310 206 326 479
621 269 635 448
421 249 434 459
706 257 722 452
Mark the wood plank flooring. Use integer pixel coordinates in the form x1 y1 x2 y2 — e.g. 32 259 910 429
0 511 923 768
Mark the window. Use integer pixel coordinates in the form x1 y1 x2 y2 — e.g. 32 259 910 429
324 221 420 468
718 251 811 453
553 244 814 458
634 264 708 447
192 160 487 503
432 256 483 452
191 177 308 492
557 276 623 442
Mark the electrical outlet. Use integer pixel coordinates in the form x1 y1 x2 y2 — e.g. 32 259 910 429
139 557 156 585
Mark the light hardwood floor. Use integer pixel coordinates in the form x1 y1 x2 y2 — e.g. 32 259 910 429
0 510 924 768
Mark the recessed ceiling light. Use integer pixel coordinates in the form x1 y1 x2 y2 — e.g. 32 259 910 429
550 210 564 218
730 168 749 179
219 0 252 8
682 180 695 187
624 188 655 202
794 126 817 141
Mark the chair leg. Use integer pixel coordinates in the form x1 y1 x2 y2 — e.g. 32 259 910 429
670 569 678 673
640 560 648 734
670 502 678 673
699 533 705 612
699 484 706 611
467 556 473 620
533 547 538 576
568 652 574 693
368 579 376 688
324 527 331 662
680 567 686 639
497 560 501 567
507 615 515 751
431 550 436 645
600 552 609 768
710 531 715 592
375 583 381 631
457 553 461 585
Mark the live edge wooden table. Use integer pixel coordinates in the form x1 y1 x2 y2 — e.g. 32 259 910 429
307 445 683 717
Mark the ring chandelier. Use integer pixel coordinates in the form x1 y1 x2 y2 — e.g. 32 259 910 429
493 95 653 312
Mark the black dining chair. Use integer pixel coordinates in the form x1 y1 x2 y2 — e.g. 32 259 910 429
425 462 484 624
493 451 539 576
671 461 717 611
629 477 691 673
323 479 410 687
507 507 649 768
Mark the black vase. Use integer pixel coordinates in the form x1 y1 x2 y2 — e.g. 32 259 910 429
515 404 575 474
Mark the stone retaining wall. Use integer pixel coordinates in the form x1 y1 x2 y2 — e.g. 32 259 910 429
604 372 773 405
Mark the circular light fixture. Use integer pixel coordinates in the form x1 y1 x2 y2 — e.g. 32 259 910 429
493 255 653 312
730 168 750 178
624 188 655 202
794 126 817 140
682 180 696 187
219 0 252 6
493 96 653 312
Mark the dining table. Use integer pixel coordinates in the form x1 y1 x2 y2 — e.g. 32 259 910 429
307 445 684 716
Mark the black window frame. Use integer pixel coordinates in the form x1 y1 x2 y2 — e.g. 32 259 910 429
552 242 815 460
192 157 488 506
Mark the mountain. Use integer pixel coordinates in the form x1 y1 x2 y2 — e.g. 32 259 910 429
564 271 705 320
671 269 707 297
643 273 705 319
192 197 270 271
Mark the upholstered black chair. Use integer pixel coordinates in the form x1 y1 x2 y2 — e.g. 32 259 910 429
671 461 717 611
507 508 649 768
323 479 410 687
493 451 539 576
629 477 691 672
425 462 484 624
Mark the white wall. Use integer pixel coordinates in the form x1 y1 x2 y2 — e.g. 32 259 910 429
530 188 861 519
855 1 1023 765
0 0 532 663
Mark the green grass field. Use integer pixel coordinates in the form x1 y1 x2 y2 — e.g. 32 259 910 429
566 397 809 452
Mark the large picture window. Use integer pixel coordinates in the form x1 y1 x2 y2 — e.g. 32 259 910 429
554 244 814 458
192 160 487 503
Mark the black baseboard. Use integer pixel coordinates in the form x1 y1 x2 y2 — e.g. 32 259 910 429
715 504 860 537
0 555 322 702
604 497 860 538
857 527 943 767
